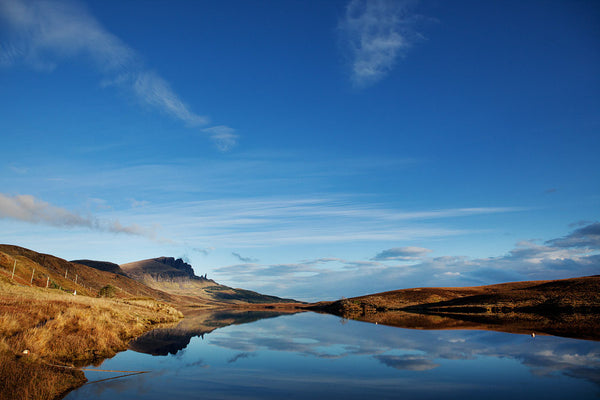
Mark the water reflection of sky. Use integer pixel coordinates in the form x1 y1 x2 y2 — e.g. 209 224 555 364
66 312 600 400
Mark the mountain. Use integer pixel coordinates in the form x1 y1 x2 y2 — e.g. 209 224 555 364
0 245 300 307
120 256 299 305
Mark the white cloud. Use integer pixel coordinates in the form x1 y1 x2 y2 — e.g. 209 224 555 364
162 198 521 247
213 222 600 301
339 0 419 87
0 0 233 149
132 71 208 126
0 192 160 240
202 125 239 151
0 0 134 70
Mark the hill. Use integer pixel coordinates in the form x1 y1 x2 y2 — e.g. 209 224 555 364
0 245 177 303
120 256 300 305
0 245 300 307
311 276 600 340
70 259 126 276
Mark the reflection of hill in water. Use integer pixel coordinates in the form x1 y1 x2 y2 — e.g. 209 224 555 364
129 309 299 355
314 276 600 341
335 309 600 340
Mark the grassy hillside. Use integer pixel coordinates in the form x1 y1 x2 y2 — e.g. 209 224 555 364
70 259 126 276
0 245 177 302
0 274 182 400
313 276 600 340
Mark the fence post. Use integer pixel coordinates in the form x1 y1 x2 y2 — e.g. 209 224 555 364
30 268 35 285
11 260 16 280
75 274 78 284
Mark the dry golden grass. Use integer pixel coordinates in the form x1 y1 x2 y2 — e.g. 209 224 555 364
0 276 182 400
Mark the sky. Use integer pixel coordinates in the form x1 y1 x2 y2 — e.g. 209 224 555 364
0 0 599 301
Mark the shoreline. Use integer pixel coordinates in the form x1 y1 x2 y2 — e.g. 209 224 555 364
0 277 183 400
0 276 308 400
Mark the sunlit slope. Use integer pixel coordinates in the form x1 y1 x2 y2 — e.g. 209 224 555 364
0 245 300 306
120 257 300 304
0 244 176 302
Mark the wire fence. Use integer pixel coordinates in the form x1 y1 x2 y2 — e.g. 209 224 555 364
1 257 99 296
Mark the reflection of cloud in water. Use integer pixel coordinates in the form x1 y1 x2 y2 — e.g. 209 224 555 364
518 349 600 386
375 355 440 371
210 314 600 388
228 352 255 364
67 312 600 400
185 358 208 368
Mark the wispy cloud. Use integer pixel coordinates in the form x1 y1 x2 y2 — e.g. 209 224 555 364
192 246 215 256
546 222 600 249
372 246 432 261
201 125 239 152
338 0 420 87
0 0 236 150
130 70 208 126
232 252 259 263
162 198 522 248
0 193 160 240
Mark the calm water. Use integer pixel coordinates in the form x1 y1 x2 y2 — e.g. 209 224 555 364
65 311 600 400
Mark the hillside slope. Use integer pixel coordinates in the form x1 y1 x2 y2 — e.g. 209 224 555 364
0 245 176 302
71 259 127 276
319 276 600 314
312 276 600 340
120 257 300 304
0 245 301 306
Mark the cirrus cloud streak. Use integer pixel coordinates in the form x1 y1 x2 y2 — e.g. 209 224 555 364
0 193 160 240
0 0 235 150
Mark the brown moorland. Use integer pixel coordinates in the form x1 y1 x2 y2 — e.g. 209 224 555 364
1 243 599 400
311 276 600 340
0 275 183 400
0 244 302 400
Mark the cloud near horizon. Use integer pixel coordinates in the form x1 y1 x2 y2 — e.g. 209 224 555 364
372 246 433 261
214 222 600 301
0 193 160 240
0 0 236 150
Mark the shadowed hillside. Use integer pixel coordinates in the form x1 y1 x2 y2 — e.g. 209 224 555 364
70 259 127 276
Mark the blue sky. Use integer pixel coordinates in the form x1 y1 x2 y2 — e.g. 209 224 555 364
1 0 599 301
